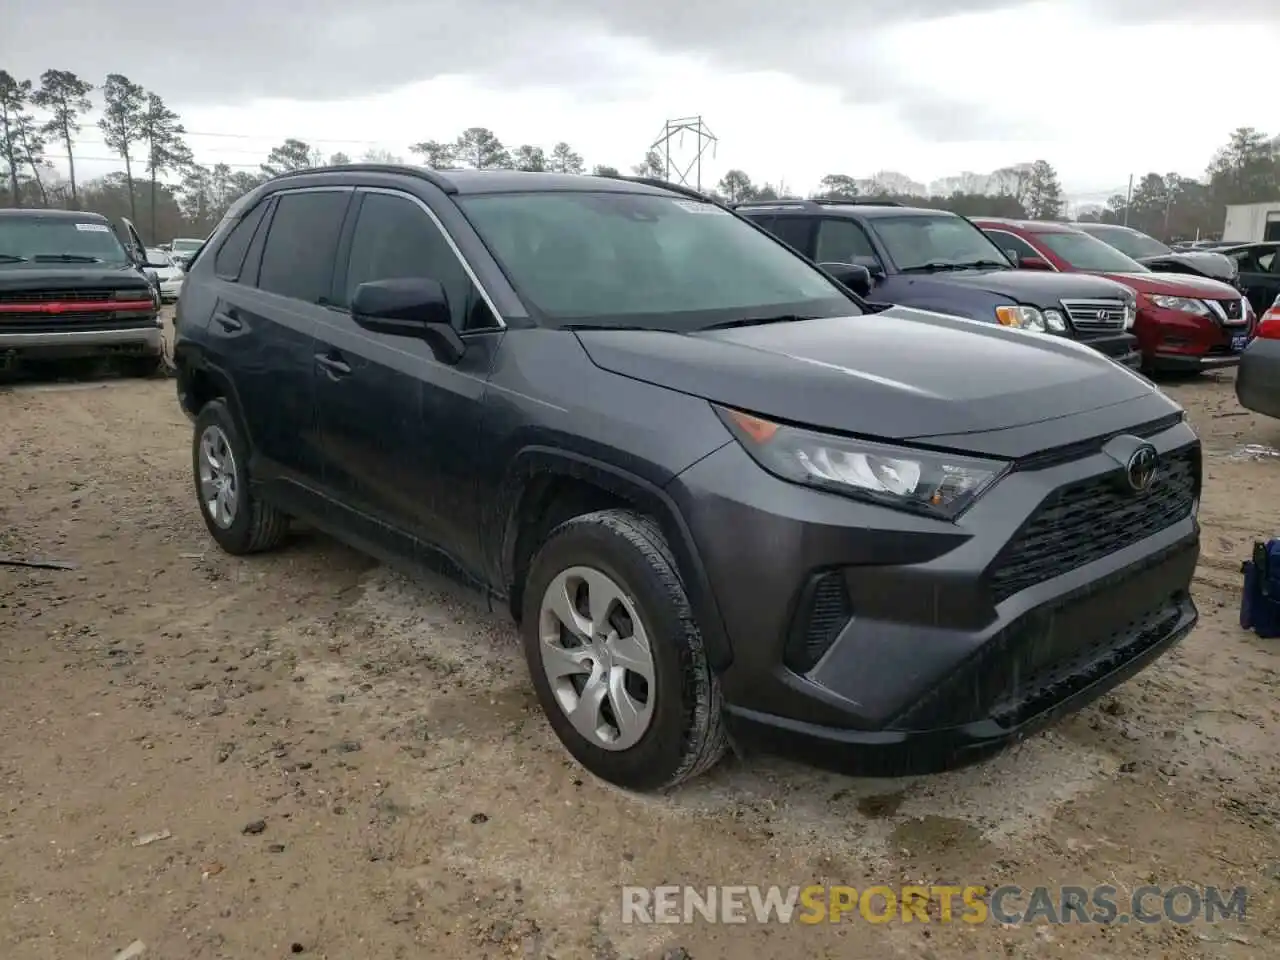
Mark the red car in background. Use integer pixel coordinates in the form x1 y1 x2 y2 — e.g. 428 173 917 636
974 217 1255 373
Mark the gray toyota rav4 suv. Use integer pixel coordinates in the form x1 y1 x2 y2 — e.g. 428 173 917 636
173 166 1201 791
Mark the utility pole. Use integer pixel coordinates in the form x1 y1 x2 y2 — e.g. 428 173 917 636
1123 173 1133 226
650 116 718 192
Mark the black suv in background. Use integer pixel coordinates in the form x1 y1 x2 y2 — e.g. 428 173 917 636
0 209 168 375
173 166 1200 791
736 199 1141 367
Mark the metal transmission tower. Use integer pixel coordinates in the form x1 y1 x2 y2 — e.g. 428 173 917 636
651 116 718 192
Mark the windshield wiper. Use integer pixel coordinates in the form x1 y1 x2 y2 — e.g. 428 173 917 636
701 314 815 330
0 253 29 262
953 259 1012 270
32 253 104 263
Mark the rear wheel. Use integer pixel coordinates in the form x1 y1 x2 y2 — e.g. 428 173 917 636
192 399 289 555
520 508 727 791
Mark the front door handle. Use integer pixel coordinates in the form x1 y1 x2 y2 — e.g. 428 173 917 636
212 311 243 331
315 353 351 376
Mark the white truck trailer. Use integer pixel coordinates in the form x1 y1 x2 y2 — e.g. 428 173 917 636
1222 201 1280 243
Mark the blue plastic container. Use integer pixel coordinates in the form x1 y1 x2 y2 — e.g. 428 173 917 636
1240 539 1280 638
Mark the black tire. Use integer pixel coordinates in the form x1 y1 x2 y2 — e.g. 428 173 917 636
192 399 290 555
520 508 727 791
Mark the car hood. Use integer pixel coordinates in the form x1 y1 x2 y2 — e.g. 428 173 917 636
1099 271 1242 299
1136 250 1236 284
0 262 152 294
926 267 1133 306
575 307 1157 442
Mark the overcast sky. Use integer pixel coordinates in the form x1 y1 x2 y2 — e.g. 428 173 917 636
4 0 1278 197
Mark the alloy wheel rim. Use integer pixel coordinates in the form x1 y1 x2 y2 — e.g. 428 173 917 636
538 565 656 751
197 425 238 529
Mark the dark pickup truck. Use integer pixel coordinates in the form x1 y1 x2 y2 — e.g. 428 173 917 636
736 200 1141 368
0 208 169 375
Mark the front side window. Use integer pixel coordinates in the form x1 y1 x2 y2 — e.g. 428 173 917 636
814 219 878 265
868 214 1012 272
457 191 857 330
0 217 129 264
256 190 350 303
343 192 497 330
1036 231 1150 273
983 230 1041 263
1083 226 1170 259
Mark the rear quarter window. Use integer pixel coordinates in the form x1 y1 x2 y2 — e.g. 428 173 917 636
214 202 270 281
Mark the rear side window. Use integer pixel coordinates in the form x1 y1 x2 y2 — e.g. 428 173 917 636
214 202 269 280
257 190 351 304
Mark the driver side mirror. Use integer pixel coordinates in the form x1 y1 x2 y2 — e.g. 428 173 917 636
351 277 466 365
819 262 873 298
1018 254 1053 271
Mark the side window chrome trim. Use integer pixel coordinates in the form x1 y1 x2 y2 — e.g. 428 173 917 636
357 186 507 329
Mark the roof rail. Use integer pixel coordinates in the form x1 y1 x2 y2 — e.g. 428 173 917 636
268 163 458 194
814 197 905 207
602 174 727 206
733 197 906 211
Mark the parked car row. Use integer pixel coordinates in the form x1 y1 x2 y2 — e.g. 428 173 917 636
973 218 1253 373
733 199 1143 368
170 165 1202 792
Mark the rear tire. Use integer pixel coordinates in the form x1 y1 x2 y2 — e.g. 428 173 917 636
192 399 289 555
520 508 727 791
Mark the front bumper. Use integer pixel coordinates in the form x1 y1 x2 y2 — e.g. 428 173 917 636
159 279 183 301
0 325 163 361
668 414 1200 775
1137 305 1251 371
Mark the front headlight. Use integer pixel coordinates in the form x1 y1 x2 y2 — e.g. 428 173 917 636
995 304 1047 332
1147 293 1209 315
714 406 1009 520
1123 302 1137 329
1042 308 1067 332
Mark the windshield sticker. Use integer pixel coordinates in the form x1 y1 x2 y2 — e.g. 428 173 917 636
74 223 111 232
671 199 728 215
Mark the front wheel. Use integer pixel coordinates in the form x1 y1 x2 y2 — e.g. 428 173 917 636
520 508 727 791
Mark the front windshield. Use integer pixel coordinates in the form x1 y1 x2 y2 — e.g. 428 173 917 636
1035 231 1150 273
146 248 174 266
457 191 858 329
171 239 201 252
868 213 1012 272
0 217 129 264
1084 225 1171 259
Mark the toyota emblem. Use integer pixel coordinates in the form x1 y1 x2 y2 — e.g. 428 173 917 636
1125 444 1158 492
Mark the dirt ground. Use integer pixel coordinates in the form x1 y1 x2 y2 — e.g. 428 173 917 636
2 341 1279 959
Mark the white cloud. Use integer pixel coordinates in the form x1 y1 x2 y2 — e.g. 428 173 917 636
30 0 1280 197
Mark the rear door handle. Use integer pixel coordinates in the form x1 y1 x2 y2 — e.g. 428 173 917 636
212 311 242 331
315 353 351 376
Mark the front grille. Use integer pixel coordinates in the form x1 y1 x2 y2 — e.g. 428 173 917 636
784 571 852 674
986 443 1199 604
0 313 155 334
1061 298 1129 332
0 289 123 304
1217 298 1244 322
